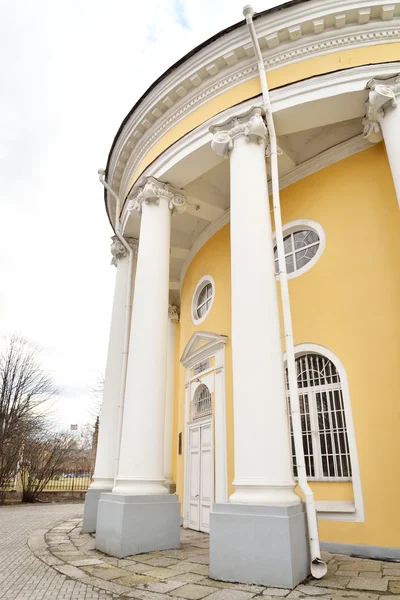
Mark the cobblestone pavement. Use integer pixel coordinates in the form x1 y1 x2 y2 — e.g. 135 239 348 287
0 503 114 600
29 512 400 600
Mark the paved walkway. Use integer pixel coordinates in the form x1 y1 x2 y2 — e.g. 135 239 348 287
2 503 400 600
0 503 113 600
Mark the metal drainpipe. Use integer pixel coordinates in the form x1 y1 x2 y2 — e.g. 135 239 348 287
243 5 327 579
98 169 134 479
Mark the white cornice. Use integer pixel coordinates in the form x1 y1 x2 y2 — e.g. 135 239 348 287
179 133 372 291
107 0 400 209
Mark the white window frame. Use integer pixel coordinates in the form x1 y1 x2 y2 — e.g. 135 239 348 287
193 383 212 420
274 219 326 280
191 275 215 325
287 356 351 481
284 343 364 523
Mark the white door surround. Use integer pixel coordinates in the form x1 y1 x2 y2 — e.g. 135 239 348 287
181 331 228 529
187 417 214 532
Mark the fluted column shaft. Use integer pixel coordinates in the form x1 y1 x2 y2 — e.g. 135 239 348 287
210 107 298 505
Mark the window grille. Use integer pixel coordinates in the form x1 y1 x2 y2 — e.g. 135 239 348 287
193 384 212 419
274 229 320 274
286 354 352 480
196 283 213 318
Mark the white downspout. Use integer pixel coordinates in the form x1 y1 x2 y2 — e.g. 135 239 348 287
98 169 134 478
243 6 327 579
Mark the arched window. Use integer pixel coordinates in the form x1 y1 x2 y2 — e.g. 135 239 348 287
285 353 352 480
193 384 212 420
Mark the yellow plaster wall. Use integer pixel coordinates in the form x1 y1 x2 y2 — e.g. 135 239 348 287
175 144 400 549
128 43 400 190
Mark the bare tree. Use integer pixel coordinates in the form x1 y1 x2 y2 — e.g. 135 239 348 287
19 429 78 503
87 373 104 419
0 335 57 502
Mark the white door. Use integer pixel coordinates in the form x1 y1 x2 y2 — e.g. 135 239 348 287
187 420 214 533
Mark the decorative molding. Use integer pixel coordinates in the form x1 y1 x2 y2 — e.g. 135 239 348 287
144 61 399 187
363 73 400 142
105 0 400 205
168 305 180 322
127 176 186 215
110 236 128 266
181 331 228 368
127 237 139 258
210 106 268 156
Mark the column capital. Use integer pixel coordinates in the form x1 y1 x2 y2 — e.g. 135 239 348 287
127 176 186 215
168 305 180 322
210 106 268 157
110 236 138 266
363 74 400 143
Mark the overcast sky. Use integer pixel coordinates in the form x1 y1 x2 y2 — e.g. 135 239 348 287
0 0 281 429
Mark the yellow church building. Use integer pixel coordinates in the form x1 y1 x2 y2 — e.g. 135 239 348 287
83 0 400 588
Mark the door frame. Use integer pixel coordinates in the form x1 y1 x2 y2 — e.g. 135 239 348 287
181 331 228 529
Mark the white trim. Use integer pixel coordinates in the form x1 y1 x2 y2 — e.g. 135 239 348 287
181 331 228 528
181 331 228 367
316 500 356 513
191 275 215 326
145 60 399 187
284 343 364 523
107 0 400 201
273 219 326 280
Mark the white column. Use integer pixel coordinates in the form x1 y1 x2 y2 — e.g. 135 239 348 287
211 107 298 506
164 306 179 486
113 178 186 496
363 74 400 208
90 236 138 490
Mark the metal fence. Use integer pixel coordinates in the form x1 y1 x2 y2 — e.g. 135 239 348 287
43 470 92 491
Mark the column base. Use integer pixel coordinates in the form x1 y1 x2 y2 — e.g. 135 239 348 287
210 502 310 589
95 493 181 558
82 487 111 533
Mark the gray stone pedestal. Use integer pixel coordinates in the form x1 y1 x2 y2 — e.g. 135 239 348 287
210 502 310 589
82 487 111 533
95 493 181 558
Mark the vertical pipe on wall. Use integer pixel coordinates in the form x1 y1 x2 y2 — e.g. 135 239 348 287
243 5 327 579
